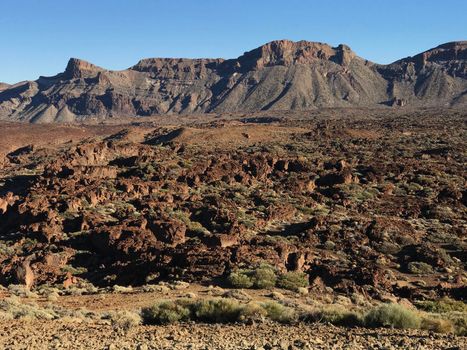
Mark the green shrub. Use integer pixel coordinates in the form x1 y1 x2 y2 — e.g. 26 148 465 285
251 265 277 289
307 306 363 327
277 271 309 291
105 310 141 330
323 240 336 250
229 267 309 292
261 301 296 324
407 261 433 274
141 298 285 325
238 302 267 321
415 298 467 335
228 270 254 288
228 264 276 289
8 284 38 298
0 296 57 320
193 298 242 323
364 304 421 329
445 312 467 336
415 297 467 313
421 315 454 334
141 301 191 325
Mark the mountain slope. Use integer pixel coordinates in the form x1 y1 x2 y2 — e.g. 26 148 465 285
0 83 10 93
0 40 466 122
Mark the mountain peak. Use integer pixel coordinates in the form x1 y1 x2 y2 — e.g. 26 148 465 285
0 40 465 122
235 40 358 70
64 58 104 79
417 41 467 62
395 41 467 67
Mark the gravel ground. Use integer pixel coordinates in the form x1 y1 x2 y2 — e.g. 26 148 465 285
0 320 465 350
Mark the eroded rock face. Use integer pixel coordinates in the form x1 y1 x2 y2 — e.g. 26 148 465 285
0 192 18 214
0 114 465 302
234 40 357 70
0 41 465 122
13 258 34 289
148 219 186 246
64 58 105 79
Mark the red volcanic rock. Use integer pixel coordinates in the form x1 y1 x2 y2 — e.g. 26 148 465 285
148 219 186 246
0 115 464 302
236 40 357 70
317 170 358 187
0 192 18 214
67 165 118 179
13 256 35 289
64 58 104 79
204 234 239 248
63 272 79 289
91 225 159 257
409 41 467 72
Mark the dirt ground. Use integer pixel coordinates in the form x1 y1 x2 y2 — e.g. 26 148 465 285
0 285 465 350
0 318 464 350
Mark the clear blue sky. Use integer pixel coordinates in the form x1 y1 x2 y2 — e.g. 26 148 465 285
1 0 466 84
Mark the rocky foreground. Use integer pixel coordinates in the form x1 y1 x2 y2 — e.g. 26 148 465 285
0 110 465 349
0 320 464 350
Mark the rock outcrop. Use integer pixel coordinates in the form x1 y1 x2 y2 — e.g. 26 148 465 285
0 40 465 122
0 113 465 301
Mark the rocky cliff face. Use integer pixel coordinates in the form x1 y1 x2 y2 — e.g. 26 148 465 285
377 41 467 107
0 40 466 122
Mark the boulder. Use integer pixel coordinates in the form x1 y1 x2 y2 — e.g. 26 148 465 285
149 220 186 245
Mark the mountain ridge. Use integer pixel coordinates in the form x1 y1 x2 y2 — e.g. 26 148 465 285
0 40 466 122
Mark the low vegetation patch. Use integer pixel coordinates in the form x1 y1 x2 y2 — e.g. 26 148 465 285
193 298 244 323
407 261 434 274
140 298 463 333
364 303 421 329
301 305 363 327
261 301 297 324
421 315 455 334
141 300 191 325
415 297 467 313
228 265 308 292
104 310 142 330
141 298 297 325
444 312 467 336
415 298 467 336
7 284 38 298
228 264 276 289
276 272 309 292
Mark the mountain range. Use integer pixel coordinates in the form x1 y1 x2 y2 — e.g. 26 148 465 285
0 40 466 122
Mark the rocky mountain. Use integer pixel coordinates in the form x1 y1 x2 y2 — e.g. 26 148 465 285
0 83 9 92
0 40 466 122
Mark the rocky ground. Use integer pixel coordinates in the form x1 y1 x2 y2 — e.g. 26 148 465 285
1 320 465 350
0 110 465 301
0 109 465 348
0 283 465 350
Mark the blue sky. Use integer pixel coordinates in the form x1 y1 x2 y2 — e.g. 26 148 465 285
1 0 466 84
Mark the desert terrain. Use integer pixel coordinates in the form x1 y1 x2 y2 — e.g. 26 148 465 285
0 108 465 349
